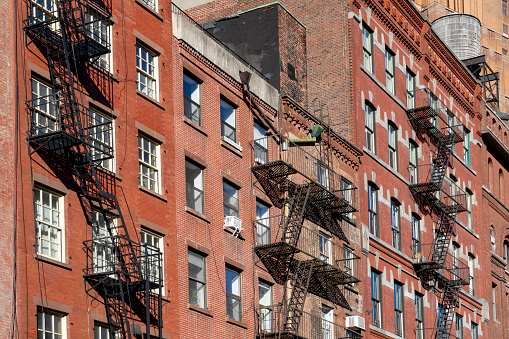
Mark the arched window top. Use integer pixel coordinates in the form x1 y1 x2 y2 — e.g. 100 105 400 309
390 197 401 206
368 180 379 190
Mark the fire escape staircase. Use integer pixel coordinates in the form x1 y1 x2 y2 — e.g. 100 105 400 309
406 89 468 339
251 136 360 339
23 1 162 338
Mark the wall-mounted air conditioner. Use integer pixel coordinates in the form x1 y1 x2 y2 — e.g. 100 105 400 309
345 316 365 331
224 216 243 237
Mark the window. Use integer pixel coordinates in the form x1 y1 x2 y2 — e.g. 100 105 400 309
30 0 57 26
412 214 421 258
221 98 237 143
344 246 355 283
34 187 63 261
455 314 463 339
223 181 239 218
504 0 508 15
491 227 496 251
136 44 157 99
463 127 470 165
259 281 273 332
500 170 505 202
140 0 156 11
409 140 418 184
183 72 201 125
86 8 111 71
317 162 330 189
140 229 163 286
368 183 379 237
471 322 478 339
319 232 332 264
453 243 461 279
362 24 373 72
322 305 334 339
37 309 65 339
406 69 416 109
394 282 404 337
226 267 242 321
391 200 401 251
466 190 473 230
138 135 160 193
388 123 398 170
371 269 382 328
31 78 59 135
489 158 494 191
185 160 204 214
385 48 395 94
468 254 475 296
89 108 114 171
254 122 268 164
95 323 118 339
188 249 207 308
492 284 497 321
504 240 509 269
504 48 508 56
340 177 354 219
91 210 116 273
415 293 424 339
365 103 376 153
256 201 270 245
504 23 508 35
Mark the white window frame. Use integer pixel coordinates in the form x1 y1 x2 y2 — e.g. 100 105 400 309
388 123 398 170
89 107 115 172
94 322 119 339
463 127 471 165
409 140 418 184
91 210 117 274
371 269 382 328
140 229 164 293
368 184 379 237
220 98 237 144
406 70 416 109
254 122 268 164
344 246 355 284
466 190 473 230
391 201 401 251
259 281 273 332
317 161 330 189
321 304 334 339
365 103 376 153
29 0 58 29
86 7 112 72
226 267 242 321
188 249 207 309
319 232 333 264
394 282 404 337
455 313 463 339
34 187 64 261
185 160 204 214
37 309 66 339
256 201 270 245
138 134 161 193
412 214 421 258
468 255 475 296
223 181 239 218
140 0 157 11
362 24 373 73
31 78 60 135
385 48 395 94
136 44 158 100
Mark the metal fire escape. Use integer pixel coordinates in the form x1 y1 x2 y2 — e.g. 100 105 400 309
23 0 162 338
251 133 362 339
406 88 469 339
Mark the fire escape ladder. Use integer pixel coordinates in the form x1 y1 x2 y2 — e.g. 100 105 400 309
23 1 162 338
436 281 461 339
282 184 312 247
430 134 454 191
284 259 314 333
431 205 458 266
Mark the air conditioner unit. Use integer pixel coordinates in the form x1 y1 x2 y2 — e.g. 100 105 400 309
224 216 243 237
345 316 365 331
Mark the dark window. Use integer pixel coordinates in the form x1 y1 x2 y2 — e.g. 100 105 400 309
287 63 296 81
394 282 404 337
391 200 401 251
368 183 379 237
183 72 201 125
371 270 382 328
185 160 204 214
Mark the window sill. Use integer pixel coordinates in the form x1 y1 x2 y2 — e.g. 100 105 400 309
226 318 248 329
138 185 167 202
223 224 245 240
135 0 164 21
452 152 477 176
185 206 210 223
188 304 213 317
136 90 165 110
35 254 72 271
183 116 207 136
456 220 479 239
221 139 242 158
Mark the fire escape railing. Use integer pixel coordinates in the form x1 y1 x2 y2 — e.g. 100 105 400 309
250 135 360 338
406 88 469 339
23 1 162 338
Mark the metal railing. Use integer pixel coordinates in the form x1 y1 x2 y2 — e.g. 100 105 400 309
411 243 469 285
405 88 464 143
250 135 358 202
84 234 163 286
256 304 362 339
254 214 361 284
